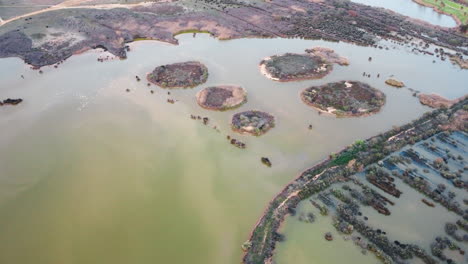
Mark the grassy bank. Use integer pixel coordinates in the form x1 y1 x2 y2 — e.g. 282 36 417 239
416 0 468 25
173 29 213 36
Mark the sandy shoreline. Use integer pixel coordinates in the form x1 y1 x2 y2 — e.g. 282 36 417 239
258 58 280 81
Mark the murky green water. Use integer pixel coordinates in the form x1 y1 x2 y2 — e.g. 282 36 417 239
275 200 379 264
351 0 457 27
276 132 468 264
0 34 467 264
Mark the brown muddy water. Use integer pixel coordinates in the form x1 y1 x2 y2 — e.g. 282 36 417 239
0 34 467 264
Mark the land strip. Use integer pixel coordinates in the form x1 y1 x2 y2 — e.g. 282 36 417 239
242 98 467 264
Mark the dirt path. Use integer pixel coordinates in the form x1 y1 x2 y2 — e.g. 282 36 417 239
0 5 53 7
0 0 147 26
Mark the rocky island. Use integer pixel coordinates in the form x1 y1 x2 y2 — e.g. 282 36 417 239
260 53 331 82
231 111 275 136
301 81 386 117
259 47 348 82
259 49 347 82
147 61 208 88
196 85 247 111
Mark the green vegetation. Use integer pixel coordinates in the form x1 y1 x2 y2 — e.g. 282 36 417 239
173 29 213 36
318 205 328 216
241 240 252 251
311 200 329 215
133 37 153 41
331 189 352 204
419 0 468 24
329 140 367 166
247 198 282 264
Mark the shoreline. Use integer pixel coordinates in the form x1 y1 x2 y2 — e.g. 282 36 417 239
230 123 275 137
1 0 467 68
258 60 280 82
196 99 247 112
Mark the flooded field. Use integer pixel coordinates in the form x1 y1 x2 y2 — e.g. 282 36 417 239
0 34 467 264
276 131 467 264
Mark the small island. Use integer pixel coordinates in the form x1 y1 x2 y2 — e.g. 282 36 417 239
259 48 348 82
196 85 247 111
260 54 329 82
147 61 208 88
232 111 275 136
385 78 405 88
301 81 386 117
0 98 23 106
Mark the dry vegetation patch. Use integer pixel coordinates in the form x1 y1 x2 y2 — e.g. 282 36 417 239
301 81 386 117
147 61 208 88
196 85 246 111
